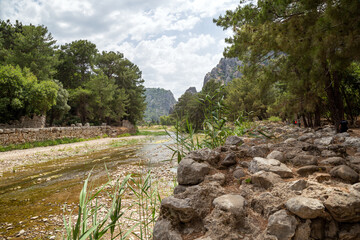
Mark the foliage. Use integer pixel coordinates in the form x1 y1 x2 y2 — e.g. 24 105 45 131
0 137 98 152
159 115 174 126
267 116 282 122
0 65 58 122
215 0 360 129
63 171 165 240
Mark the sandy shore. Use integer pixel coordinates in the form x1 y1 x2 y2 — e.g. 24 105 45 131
0 136 146 176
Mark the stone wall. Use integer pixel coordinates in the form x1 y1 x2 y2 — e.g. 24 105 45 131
0 126 135 146
0 115 46 129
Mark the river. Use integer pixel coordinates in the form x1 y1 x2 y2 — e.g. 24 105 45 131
0 135 175 239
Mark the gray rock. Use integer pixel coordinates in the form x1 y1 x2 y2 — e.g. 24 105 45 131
249 157 293 178
320 157 346 166
267 150 285 162
290 155 318 166
310 218 325 239
324 192 360 222
298 133 315 142
225 135 244 146
205 173 226 185
233 168 246 180
344 137 360 148
288 179 308 191
285 196 325 219
188 148 220 166
348 156 360 173
294 220 311 240
297 165 327 176
251 171 283 189
284 138 297 145
338 223 360 240
267 209 297 240
321 150 337 157
352 182 360 192
161 196 194 222
177 158 210 185
153 219 182 240
213 194 246 217
314 137 334 146
330 165 359 183
248 145 269 158
221 152 237 167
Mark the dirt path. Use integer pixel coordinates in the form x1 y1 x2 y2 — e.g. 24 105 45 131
0 136 146 176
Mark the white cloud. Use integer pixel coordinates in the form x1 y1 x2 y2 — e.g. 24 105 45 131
0 0 239 99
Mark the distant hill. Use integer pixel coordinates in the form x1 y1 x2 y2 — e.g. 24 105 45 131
144 88 176 122
203 58 243 87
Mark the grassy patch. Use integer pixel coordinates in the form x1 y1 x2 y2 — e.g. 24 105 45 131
135 130 167 136
0 136 108 152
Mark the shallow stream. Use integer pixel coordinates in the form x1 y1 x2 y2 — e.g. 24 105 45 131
0 135 173 239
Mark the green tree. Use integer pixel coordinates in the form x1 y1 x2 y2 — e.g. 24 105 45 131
0 65 58 122
2 23 57 81
96 51 146 124
56 40 98 89
47 80 70 126
215 0 360 129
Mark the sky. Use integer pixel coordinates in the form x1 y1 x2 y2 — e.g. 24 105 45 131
0 0 239 99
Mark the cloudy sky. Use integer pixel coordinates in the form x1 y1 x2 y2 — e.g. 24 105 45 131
0 0 238 99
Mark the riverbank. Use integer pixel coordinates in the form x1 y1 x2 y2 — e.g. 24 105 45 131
0 134 177 239
0 136 147 177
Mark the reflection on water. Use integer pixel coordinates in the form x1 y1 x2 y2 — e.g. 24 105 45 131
0 135 173 238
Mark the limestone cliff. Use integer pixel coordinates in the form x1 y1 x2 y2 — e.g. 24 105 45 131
203 58 243 87
144 88 176 122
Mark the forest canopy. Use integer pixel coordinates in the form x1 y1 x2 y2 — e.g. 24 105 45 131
0 20 146 126
213 0 360 128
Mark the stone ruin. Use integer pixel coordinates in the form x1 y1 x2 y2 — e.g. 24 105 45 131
153 124 360 240
0 115 46 129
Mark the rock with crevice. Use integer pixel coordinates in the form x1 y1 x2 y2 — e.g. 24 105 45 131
249 157 294 178
177 158 210 185
285 196 325 219
267 209 297 240
330 165 359 184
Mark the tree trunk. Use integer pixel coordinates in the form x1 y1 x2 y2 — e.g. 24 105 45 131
314 105 321 127
324 71 344 132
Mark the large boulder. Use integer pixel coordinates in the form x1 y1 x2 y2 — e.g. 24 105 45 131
297 165 327 177
161 196 195 223
251 171 283 189
266 150 285 162
330 165 359 184
212 194 246 218
177 158 210 185
314 137 334 146
267 209 298 240
290 155 318 166
187 148 220 166
285 196 325 219
343 137 360 148
225 136 244 146
324 192 360 222
348 156 360 173
220 152 237 167
249 157 294 178
153 219 182 240
320 157 346 166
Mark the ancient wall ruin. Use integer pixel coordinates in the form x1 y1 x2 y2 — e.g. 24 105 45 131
0 125 135 146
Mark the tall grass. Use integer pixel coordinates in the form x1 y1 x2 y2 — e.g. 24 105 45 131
63 170 165 240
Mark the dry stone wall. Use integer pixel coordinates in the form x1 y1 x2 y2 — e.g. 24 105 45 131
154 124 360 240
0 126 135 145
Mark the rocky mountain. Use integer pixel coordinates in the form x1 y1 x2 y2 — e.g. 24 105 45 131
185 87 197 95
203 58 243 87
144 88 176 122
